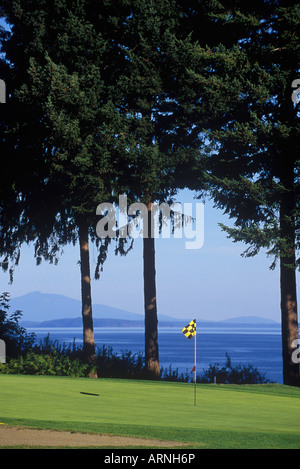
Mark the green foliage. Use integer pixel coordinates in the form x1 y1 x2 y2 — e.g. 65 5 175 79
0 350 88 377
181 1 299 385
95 345 147 379
198 353 270 385
0 292 35 358
160 364 189 382
187 1 300 269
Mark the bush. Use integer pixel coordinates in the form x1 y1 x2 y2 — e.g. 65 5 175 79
0 350 88 377
197 353 270 384
0 292 36 358
0 334 148 379
95 345 147 379
160 364 189 382
32 334 83 360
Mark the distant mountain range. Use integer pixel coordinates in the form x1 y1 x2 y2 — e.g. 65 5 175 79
10 291 280 328
11 291 178 324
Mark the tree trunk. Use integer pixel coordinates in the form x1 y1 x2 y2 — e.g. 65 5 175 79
143 201 160 378
79 220 97 378
278 84 299 386
280 201 299 387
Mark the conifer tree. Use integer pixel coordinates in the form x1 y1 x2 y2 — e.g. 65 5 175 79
0 0 133 372
185 0 300 385
112 0 206 377
0 1 201 377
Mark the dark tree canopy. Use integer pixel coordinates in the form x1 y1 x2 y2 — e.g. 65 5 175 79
183 0 300 385
0 0 299 384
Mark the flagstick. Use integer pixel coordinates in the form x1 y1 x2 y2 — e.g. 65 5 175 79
194 331 196 406
181 319 197 407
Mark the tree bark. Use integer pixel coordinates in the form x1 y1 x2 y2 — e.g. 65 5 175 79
143 201 160 378
278 83 299 386
280 199 299 386
79 220 97 378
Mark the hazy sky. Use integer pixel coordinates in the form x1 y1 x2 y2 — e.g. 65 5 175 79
1 188 296 322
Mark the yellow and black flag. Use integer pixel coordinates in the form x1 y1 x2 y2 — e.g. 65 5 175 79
182 318 197 406
181 319 196 340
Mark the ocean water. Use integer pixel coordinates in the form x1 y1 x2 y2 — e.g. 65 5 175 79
28 325 284 384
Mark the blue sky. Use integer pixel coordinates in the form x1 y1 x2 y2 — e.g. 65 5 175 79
1 188 296 323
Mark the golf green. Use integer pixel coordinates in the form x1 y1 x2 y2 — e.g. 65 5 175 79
1 374 300 448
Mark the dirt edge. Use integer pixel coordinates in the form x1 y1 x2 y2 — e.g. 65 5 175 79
0 425 188 448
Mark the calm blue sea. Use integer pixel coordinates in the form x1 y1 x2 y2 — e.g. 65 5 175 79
28 325 284 384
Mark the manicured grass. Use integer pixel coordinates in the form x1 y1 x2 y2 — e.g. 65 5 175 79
0 374 300 448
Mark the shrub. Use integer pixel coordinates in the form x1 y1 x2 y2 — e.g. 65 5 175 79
160 364 189 382
95 345 148 379
0 350 89 377
0 292 36 358
32 334 83 360
197 353 270 384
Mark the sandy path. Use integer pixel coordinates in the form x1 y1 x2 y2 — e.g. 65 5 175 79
0 425 186 448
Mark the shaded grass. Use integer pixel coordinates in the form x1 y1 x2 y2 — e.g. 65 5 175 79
1 375 300 448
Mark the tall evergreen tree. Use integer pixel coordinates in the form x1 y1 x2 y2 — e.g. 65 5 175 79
0 13 65 280
112 0 206 377
1 0 213 379
0 0 134 372
184 0 300 385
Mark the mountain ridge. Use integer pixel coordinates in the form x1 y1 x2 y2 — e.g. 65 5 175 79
10 291 280 326
10 291 177 322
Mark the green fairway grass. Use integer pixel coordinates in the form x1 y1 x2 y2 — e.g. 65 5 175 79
0 374 300 448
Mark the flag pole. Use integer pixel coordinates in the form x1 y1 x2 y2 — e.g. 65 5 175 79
181 318 197 406
194 329 196 406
